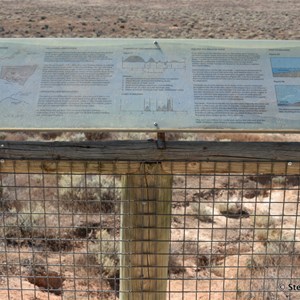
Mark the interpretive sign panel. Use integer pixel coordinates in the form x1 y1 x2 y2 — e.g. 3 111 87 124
0 38 300 132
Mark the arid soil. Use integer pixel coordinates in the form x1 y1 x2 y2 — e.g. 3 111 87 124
0 1 300 299
0 0 300 39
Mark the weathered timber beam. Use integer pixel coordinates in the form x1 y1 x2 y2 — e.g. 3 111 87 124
0 160 298 175
0 140 300 162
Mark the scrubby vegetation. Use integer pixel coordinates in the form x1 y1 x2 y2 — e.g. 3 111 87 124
88 230 119 277
59 175 121 213
0 169 299 299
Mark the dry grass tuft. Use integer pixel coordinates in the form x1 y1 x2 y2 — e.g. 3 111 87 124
249 239 295 268
251 210 276 229
237 268 296 300
0 186 20 212
237 243 300 299
169 242 187 276
1 203 74 251
75 251 101 276
88 230 119 278
2 205 47 240
237 226 299 299
84 132 112 140
59 175 120 213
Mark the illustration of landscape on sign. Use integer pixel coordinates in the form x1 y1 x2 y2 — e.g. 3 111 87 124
271 57 300 77
275 85 300 107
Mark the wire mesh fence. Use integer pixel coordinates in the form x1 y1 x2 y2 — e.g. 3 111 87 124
0 159 299 299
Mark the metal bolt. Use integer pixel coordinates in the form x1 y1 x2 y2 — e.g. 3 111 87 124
153 40 158 45
0 144 4 148
153 122 158 127
288 162 293 166
0 159 4 164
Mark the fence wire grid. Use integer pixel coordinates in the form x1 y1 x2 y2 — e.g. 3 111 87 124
0 160 299 300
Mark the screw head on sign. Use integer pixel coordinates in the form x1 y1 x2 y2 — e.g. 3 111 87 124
288 162 293 166
154 122 158 127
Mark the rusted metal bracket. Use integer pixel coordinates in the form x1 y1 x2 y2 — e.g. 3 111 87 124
156 132 166 149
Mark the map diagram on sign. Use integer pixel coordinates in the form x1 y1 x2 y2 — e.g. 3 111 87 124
0 65 37 107
0 65 37 85
0 50 22 61
0 92 30 105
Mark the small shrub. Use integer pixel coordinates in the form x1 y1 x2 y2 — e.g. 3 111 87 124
217 202 235 213
75 252 101 276
168 255 186 276
84 132 111 141
1 205 73 251
192 189 220 201
239 234 300 300
269 175 300 187
39 132 62 140
169 242 186 276
0 187 17 212
88 230 119 277
286 175 300 186
251 211 276 228
250 242 292 268
60 188 105 213
59 175 120 213
248 175 273 186
190 202 214 223
184 242 215 271
2 208 45 240
271 176 286 186
0 252 21 276
254 228 282 242
196 255 210 270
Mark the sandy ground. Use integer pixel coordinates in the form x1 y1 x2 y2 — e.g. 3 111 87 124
0 1 300 299
0 0 300 39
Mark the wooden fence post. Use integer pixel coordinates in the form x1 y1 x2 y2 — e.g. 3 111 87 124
120 163 172 300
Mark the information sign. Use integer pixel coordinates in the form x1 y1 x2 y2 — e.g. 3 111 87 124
0 38 300 132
